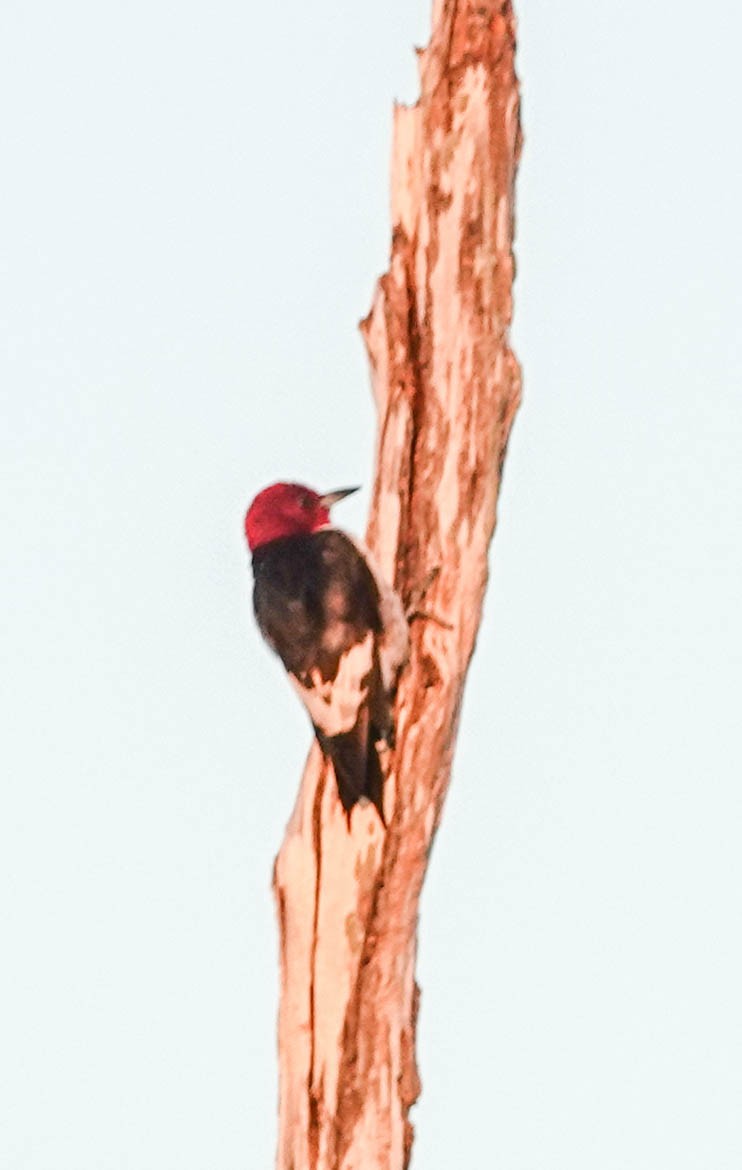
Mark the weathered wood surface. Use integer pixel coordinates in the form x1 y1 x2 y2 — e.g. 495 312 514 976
273 3 521 1166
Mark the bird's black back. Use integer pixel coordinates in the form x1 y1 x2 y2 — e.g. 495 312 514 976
252 528 381 682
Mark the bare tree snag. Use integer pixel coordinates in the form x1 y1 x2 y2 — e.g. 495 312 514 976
272 3 522 1167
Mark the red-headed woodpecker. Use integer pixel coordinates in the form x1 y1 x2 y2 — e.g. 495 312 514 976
244 482 408 824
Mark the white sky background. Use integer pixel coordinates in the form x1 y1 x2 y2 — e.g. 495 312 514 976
1 0 741 1166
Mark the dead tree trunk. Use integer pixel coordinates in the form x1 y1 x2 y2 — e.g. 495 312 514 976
272 3 521 1166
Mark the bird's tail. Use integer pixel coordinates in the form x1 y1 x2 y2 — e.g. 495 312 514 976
362 735 386 828
314 725 386 828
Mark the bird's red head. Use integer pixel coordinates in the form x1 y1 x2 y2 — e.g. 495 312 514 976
244 482 359 551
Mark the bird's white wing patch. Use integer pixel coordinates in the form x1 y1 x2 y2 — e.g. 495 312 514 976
290 630 374 737
348 538 409 692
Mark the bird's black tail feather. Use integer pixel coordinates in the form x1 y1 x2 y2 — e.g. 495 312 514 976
362 735 386 828
314 725 386 828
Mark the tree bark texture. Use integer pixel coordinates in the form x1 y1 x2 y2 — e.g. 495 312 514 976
272 3 521 1167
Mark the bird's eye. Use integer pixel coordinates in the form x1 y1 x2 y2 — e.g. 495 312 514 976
300 494 312 510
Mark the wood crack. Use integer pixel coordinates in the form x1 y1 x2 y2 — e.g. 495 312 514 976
307 769 327 1170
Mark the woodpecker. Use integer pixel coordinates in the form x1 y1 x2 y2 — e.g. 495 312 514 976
244 481 408 824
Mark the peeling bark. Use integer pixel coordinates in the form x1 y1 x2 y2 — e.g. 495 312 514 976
272 3 521 1166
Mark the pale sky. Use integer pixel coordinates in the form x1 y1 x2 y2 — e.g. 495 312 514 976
2 1 741 1167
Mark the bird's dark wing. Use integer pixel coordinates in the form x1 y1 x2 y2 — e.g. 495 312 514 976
252 529 381 680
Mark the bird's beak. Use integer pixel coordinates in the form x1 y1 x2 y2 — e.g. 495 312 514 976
319 486 360 508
